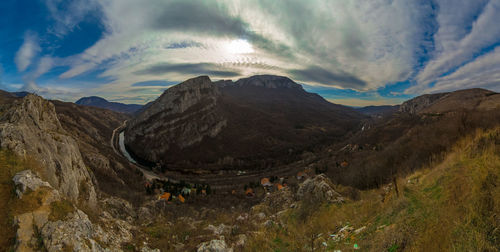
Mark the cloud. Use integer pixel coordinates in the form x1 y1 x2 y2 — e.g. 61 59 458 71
22 0 500 102
131 80 175 87
410 0 500 93
53 0 432 98
289 65 367 89
423 45 500 93
15 32 40 72
135 63 241 78
44 0 101 37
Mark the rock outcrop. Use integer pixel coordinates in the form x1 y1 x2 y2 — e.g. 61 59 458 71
125 76 226 163
12 170 133 252
197 239 231 252
399 93 449 114
13 170 51 198
0 94 97 207
297 174 344 204
216 75 303 89
262 186 294 211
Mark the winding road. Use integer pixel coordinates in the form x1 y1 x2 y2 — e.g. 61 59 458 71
111 120 308 190
111 120 168 181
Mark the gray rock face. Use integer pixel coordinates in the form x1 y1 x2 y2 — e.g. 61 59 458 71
215 75 303 89
297 174 344 204
125 76 226 163
0 94 97 207
399 93 448 114
234 75 303 89
12 172 133 252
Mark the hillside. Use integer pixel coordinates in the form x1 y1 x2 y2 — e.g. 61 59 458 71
245 127 500 251
355 105 399 117
75 96 143 114
125 75 364 174
52 100 146 204
314 88 500 189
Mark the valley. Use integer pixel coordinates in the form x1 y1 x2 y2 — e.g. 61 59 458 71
0 76 499 251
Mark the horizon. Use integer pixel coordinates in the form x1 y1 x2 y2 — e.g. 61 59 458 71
7 75 497 108
1 1 500 106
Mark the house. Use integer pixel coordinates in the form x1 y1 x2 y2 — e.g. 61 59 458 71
341 161 349 167
159 192 171 201
261 177 272 187
275 183 284 190
245 188 255 197
178 194 185 203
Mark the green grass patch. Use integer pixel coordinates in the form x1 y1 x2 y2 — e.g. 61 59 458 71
49 200 75 221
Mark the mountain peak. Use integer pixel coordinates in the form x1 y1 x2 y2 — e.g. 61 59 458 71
214 75 303 89
235 75 302 89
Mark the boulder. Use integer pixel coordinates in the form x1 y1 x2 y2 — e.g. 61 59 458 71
12 170 51 198
197 239 232 252
297 174 344 204
206 224 231 236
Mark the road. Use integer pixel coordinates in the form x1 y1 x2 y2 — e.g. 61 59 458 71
111 120 167 181
111 120 307 189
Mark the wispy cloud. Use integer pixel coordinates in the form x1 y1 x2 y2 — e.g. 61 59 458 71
6 0 498 105
135 62 241 78
410 0 500 93
15 32 40 72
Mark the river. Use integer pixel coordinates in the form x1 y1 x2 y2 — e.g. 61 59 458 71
118 131 137 164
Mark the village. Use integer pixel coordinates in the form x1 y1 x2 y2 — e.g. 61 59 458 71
142 160 349 204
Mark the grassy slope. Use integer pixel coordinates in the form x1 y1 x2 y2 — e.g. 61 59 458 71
0 150 46 251
246 128 500 251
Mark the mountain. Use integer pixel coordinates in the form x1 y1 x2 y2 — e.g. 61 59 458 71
10 91 31 98
75 96 143 114
124 75 365 174
355 105 399 117
0 86 499 251
316 88 500 189
400 88 500 114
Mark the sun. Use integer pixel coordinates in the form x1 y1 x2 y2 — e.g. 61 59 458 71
225 39 254 54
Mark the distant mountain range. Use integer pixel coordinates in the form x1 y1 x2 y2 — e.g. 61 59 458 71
75 96 142 114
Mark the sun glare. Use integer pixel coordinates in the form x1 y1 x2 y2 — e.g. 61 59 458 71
225 39 254 54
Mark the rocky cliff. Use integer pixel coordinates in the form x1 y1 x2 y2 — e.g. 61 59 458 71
218 75 303 89
399 88 500 114
399 92 448 114
0 94 97 207
125 76 227 163
124 75 364 173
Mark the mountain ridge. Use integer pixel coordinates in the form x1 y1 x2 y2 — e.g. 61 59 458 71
75 96 143 114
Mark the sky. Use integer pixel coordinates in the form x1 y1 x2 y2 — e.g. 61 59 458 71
0 0 500 106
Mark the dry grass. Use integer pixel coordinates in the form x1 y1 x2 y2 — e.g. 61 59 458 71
49 199 75 221
0 150 44 251
245 128 500 251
